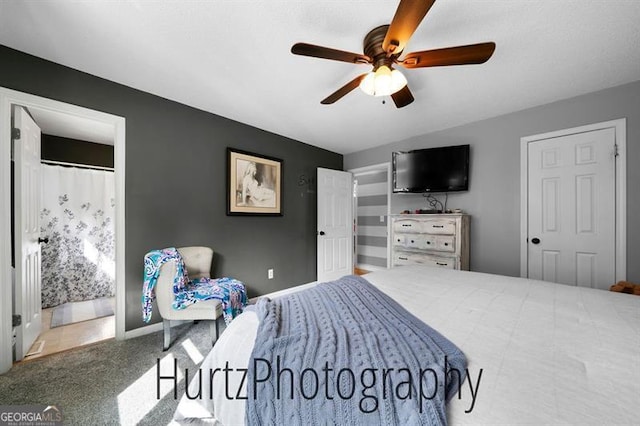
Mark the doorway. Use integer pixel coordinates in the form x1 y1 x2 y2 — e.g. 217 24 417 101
520 119 626 289
349 163 391 272
0 88 126 373
33 134 116 359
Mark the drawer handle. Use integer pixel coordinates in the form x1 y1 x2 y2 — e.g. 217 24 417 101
426 241 431 245
432 225 444 228
444 243 449 246
436 262 448 266
399 256 408 260
402 224 411 227
410 240 414 243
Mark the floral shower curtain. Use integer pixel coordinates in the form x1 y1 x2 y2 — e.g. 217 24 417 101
40 164 115 308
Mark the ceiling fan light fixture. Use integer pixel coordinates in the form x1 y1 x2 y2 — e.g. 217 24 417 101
359 65 407 97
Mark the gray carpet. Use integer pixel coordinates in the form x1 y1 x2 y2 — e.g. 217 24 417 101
0 320 224 426
51 298 115 328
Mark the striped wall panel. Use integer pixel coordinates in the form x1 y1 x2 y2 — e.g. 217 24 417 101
354 167 388 269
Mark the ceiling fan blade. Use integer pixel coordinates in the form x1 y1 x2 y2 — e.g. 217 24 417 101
321 74 368 104
391 85 414 108
292 43 370 64
383 0 436 54
401 42 496 68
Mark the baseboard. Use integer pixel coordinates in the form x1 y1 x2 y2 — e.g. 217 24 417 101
124 322 163 339
249 281 319 303
124 319 204 340
128 282 321 338
356 264 386 272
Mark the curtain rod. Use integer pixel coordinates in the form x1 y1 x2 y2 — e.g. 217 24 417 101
41 159 114 172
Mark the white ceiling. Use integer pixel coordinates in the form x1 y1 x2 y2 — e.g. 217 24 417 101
1 1 639 155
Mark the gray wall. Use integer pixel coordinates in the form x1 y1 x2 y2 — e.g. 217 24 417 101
345 80 640 282
0 45 342 331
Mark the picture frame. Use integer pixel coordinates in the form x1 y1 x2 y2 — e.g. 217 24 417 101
227 148 283 216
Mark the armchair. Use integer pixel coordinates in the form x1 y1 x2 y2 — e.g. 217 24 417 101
155 246 222 350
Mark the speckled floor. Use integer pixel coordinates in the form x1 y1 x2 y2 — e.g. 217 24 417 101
1 321 221 426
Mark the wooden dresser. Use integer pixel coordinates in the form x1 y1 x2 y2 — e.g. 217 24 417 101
390 214 470 270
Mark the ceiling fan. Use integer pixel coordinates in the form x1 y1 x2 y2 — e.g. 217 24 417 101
291 0 496 108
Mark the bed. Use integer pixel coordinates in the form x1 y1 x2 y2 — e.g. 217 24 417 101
173 265 640 425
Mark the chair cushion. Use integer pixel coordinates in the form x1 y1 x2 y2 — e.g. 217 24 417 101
164 298 222 321
156 246 219 321
178 246 213 279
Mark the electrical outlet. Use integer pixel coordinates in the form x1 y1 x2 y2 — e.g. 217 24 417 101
268 269 274 280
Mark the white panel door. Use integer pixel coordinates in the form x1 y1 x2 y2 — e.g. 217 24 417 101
317 168 353 282
527 127 615 289
13 106 43 360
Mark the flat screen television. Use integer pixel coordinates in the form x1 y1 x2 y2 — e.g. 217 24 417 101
392 144 470 193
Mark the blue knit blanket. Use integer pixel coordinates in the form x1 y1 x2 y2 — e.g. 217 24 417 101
246 275 467 425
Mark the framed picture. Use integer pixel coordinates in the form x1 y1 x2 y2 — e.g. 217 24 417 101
227 148 283 216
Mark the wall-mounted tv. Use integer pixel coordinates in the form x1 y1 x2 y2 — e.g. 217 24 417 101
392 144 470 193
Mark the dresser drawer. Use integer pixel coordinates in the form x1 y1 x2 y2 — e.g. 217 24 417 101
393 234 407 246
393 219 423 233
423 256 456 269
395 234 454 252
421 219 456 235
393 252 457 269
435 235 455 252
393 252 422 265
405 234 436 250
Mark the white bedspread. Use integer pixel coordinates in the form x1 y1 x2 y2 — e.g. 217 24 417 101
174 266 640 425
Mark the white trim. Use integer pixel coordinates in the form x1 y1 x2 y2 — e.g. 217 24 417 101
0 91 12 374
127 280 324 339
355 263 387 272
125 319 204 340
124 322 164 339
349 162 392 269
615 121 627 283
0 87 126 374
251 281 319 302
520 118 627 282
41 159 114 172
113 110 126 342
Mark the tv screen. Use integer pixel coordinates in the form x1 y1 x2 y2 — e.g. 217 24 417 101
392 144 470 193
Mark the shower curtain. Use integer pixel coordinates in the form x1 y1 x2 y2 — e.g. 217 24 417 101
40 164 115 308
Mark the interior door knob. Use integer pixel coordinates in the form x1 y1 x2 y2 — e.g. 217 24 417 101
318 231 325 236
531 237 541 244
38 237 49 244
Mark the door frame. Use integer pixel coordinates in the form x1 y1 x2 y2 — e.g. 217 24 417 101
519 118 626 282
348 162 392 270
0 87 126 374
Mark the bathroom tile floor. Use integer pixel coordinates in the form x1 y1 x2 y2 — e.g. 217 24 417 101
21 298 115 361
